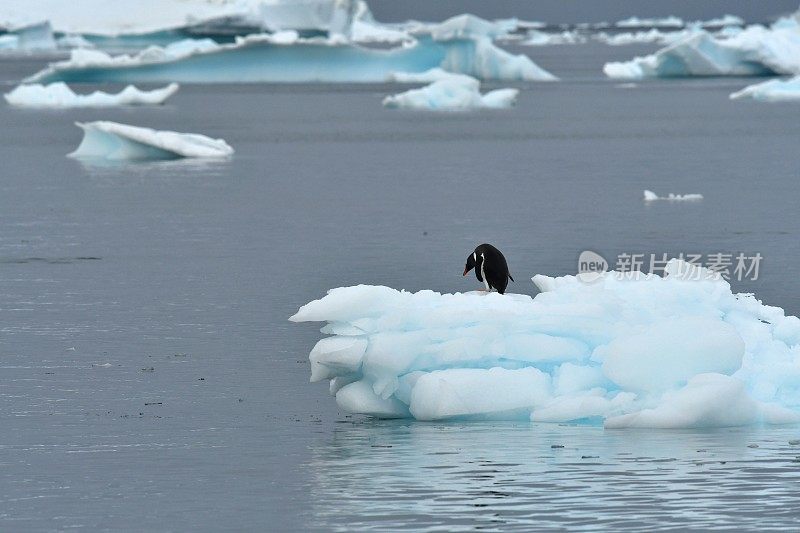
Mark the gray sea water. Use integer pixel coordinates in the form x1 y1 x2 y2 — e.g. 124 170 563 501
2 44 800 531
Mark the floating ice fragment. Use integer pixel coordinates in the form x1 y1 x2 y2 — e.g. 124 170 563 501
291 259 800 427
4 82 178 108
730 76 800 102
615 16 684 28
594 29 690 46
68 121 233 161
383 72 517 110
522 30 586 46
644 190 703 201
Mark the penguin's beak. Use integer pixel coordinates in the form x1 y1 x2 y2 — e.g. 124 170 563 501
462 268 469 276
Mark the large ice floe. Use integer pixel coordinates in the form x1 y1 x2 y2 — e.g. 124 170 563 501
730 76 800 102
4 82 178 108
383 70 518 110
291 260 800 428
69 121 233 161
604 10 800 79
24 13 556 84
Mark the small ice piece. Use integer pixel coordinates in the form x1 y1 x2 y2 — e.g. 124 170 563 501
700 15 745 28
335 380 409 418
522 30 586 46
350 20 411 43
387 68 474 84
730 76 800 102
644 190 703 201
615 16 685 28
68 121 234 161
291 259 800 427
383 74 518 110
4 82 179 108
594 29 690 46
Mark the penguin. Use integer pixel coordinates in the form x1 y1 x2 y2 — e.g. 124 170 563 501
463 243 514 294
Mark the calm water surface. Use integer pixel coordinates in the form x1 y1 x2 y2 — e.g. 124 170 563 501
1 45 800 530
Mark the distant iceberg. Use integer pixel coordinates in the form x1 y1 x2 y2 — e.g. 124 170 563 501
26 15 556 84
604 11 800 79
615 16 684 28
522 30 586 46
0 0 412 48
699 14 745 28
0 0 243 36
383 71 517 110
4 82 178 108
594 29 689 46
55 33 94 49
424 13 517 41
643 190 703 201
291 260 800 428
69 121 233 161
0 21 56 52
730 76 800 102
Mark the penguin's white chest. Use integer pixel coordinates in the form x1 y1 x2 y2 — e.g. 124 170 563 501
480 256 490 291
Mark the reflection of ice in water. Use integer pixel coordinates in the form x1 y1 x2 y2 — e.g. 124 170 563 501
308 421 800 529
73 157 231 184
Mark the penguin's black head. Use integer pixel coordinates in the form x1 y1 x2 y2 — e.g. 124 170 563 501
463 250 480 276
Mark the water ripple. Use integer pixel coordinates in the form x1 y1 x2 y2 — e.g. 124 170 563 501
306 421 800 531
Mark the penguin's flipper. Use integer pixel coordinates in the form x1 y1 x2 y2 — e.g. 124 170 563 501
508 273 515 282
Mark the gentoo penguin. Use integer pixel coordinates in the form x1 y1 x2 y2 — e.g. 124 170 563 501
463 243 514 294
